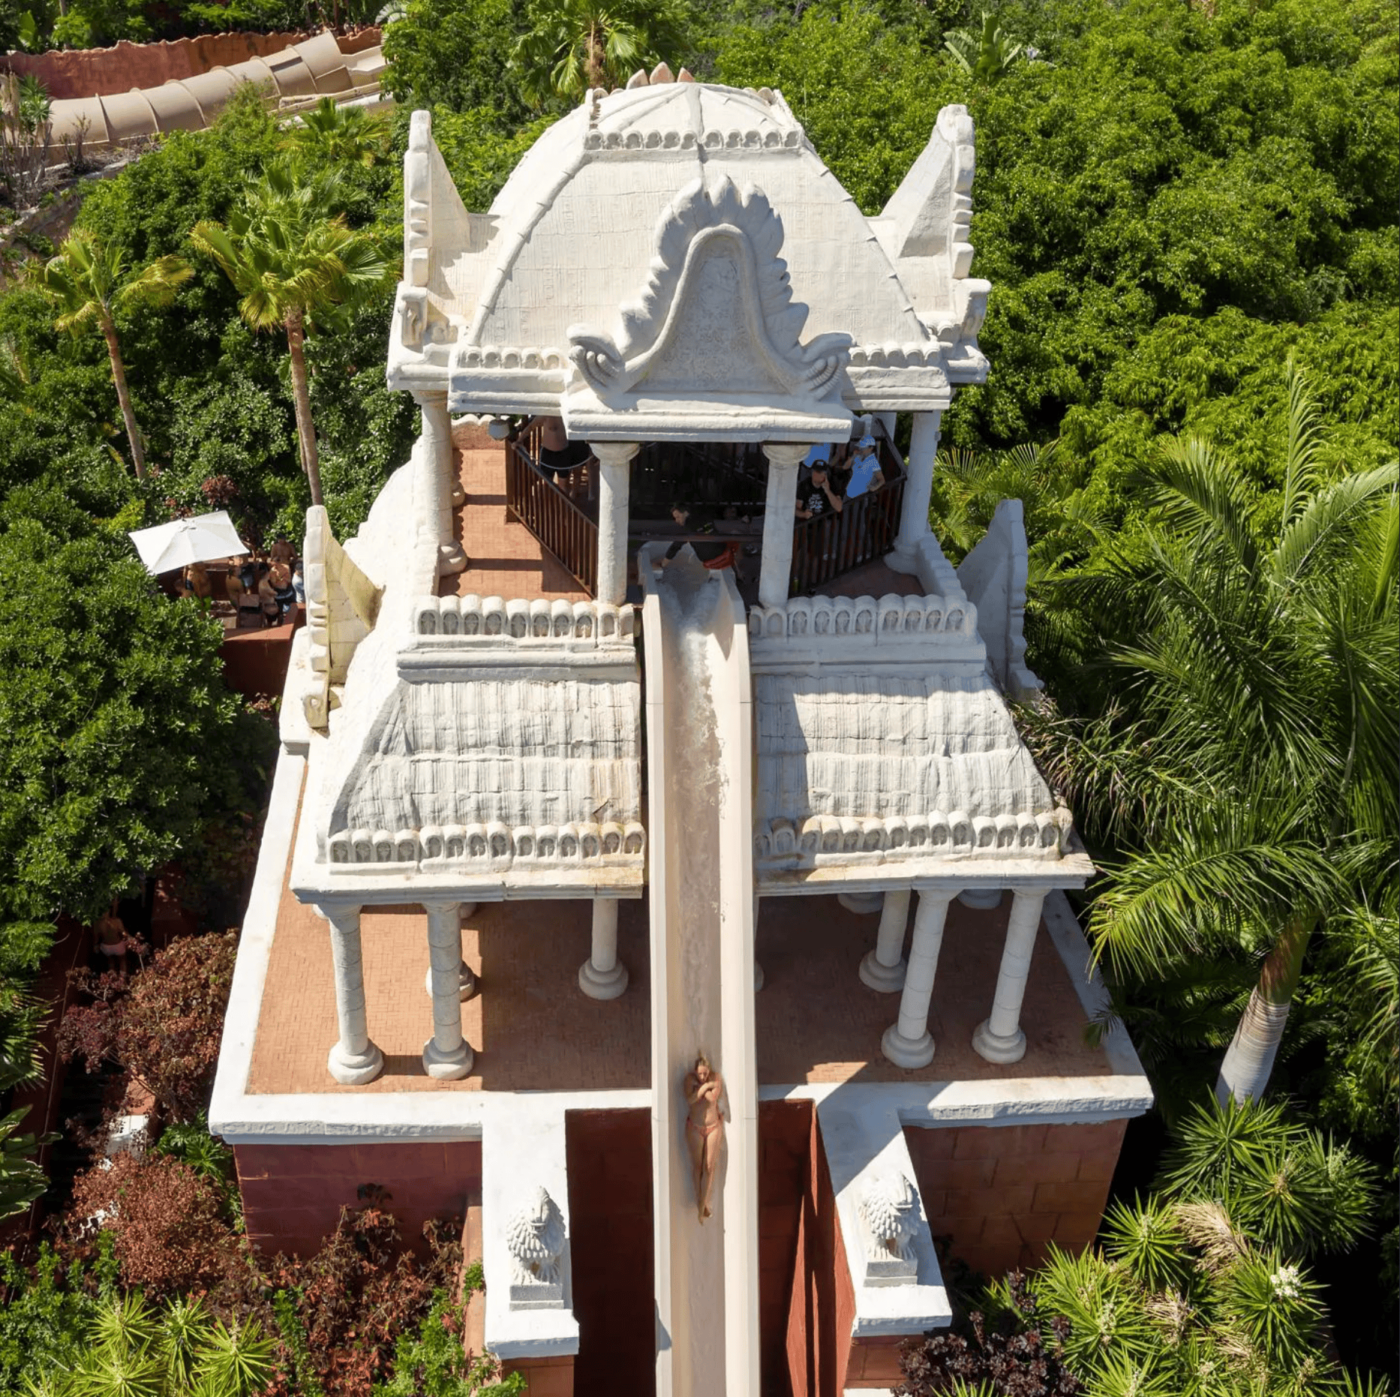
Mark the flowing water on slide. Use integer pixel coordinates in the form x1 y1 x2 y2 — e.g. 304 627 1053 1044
650 551 754 1396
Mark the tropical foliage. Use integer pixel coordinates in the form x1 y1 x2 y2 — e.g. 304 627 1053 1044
39 231 192 479
191 162 395 509
508 0 692 106
1023 369 1397 1107
899 1099 1386 1396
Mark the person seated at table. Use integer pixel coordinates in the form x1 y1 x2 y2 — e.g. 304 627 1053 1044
529 416 591 483
292 558 306 604
181 561 213 600
844 434 884 499
269 560 297 621
658 503 735 569
238 551 259 594
256 563 281 627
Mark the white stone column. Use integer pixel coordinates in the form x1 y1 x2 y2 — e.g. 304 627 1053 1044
973 890 1046 1064
422 900 474 1079
578 897 628 1000
590 440 640 605
414 390 466 576
881 891 952 1069
320 904 384 1085
754 893 764 991
423 900 477 999
758 442 808 608
860 888 910 993
959 888 1003 910
889 410 941 574
838 891 883 915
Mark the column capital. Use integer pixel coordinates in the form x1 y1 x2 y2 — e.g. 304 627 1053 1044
589 440 641 468
410 387 450 412
761 441 810 470
421 898 462 919
314 902 361 932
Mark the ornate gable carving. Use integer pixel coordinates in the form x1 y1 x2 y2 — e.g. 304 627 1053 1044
568 177 850 401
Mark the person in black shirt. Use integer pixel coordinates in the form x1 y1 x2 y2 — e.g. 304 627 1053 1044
796 464 844 520
662 502 730 565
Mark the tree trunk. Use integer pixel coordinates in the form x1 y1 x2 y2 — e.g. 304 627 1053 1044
101 317 144 480
1216 912 1315 1105
285 309 324 508
585 24 605 90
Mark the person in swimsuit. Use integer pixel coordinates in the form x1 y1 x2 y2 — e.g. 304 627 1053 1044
684 1053 725 1222
530 416 592 485
96 904 129 974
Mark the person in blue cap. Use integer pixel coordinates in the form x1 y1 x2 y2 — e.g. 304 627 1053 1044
844 433 884 499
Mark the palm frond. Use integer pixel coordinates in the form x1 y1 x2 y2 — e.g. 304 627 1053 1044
1270 461 1398 588
1149 435 1260 574
1280 357 1323 531
1091 825 1342 983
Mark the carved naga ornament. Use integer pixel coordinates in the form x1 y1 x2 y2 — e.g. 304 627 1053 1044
568 176 851 401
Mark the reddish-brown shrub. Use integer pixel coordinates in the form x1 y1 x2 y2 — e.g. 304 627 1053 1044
263 1187 462 1397
58 930 238 1122
66 1154 244 1299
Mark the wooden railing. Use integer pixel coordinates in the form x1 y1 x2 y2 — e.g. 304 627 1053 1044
505 425 598 596
504 419 906 600
788 430 906 596
789 471 906 596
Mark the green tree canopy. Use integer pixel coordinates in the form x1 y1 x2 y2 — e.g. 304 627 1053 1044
0 490 241 929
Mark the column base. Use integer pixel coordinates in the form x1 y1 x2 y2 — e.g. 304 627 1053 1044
838 891 884 916
859 950 907 993
425 962 477 1001
578 958 629 1001
885 541 922 577
881 1023 934 1070
754 960 764 992
972 1019 1026 1064
327 1039 384 1085
438 541 467 575
422 1037 474 1080
958 889 1003 910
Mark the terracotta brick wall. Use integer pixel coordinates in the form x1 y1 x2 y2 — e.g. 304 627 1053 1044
564 1109 654 1397
904 1119 1128 1277
784 1107 854 1397
219 607 302 699
234 1139 482 1257
2 28 380 100
501 1355 574 1397
845 1334 905 1390
760 1100 812 1394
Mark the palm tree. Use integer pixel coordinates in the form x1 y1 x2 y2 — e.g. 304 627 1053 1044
943 10 1024 86
509 0 691 107
190 163 394 508
1029 366 1397 1105
38 231 192 480
286 95 390 168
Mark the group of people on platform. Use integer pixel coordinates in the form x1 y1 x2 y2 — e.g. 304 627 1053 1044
520 413 891 589
177 533 305 627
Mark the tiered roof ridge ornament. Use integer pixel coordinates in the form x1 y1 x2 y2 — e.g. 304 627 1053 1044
386 77 992 438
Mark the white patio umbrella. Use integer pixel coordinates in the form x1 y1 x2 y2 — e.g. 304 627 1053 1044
127 510 248 576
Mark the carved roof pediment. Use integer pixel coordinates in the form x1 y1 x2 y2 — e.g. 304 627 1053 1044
563 178 852 434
